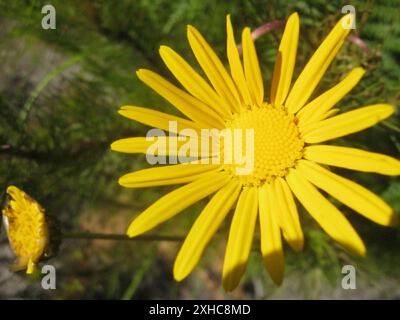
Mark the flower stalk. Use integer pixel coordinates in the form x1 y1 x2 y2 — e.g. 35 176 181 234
61 231 184 242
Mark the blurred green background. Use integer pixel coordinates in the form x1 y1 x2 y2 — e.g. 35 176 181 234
0 0 399 299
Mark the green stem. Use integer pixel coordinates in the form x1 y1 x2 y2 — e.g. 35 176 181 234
19 55 83 125
62 231 184 242
62 231 261 252
381 121 400 133
122 251 154 300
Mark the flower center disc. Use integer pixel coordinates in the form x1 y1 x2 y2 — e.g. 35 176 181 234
224 105 304 186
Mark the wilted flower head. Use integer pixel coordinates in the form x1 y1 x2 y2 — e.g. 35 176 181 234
2 186 49 274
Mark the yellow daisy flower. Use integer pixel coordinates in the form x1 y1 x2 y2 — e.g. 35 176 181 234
2 186 49 274
112 13 400 291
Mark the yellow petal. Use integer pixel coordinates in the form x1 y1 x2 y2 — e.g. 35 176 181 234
242 27 264 106
126 171 230 237
304 145 400 176
286 14 354 114
223 187 258 291
174 180 241 281
286 168 366 256
136 69 224 128
258 184 284 285
297 67 365 126
187 25 241 113
274 177 304 251
159 46 231 119
226 15 252 107
6 185 25 203
302 104 395 143
111 137 157 154
270 13 299 107
119 163 221 188
119 106 203 134
296 160 398 227
111 136 209 157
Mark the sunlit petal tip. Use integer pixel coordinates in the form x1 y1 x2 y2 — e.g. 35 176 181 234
117 109 130 118
173 260 192 283
119 105 134 110
117 176 125 186
136 69 148 82
173 260 188 282
126 220 144 238
117 107 140 119
118 173 139 187
355 66 366 76
158 45 177 61
242 28 253 45
6 185 18 195
356 242 367 258
365 103 395 118
187 25 195 35
110 140 119 151
136 68 144 77
158 44 168 52
340 13 355 29
136 68 155 81
173 269 186 283
288 11 299 22
111 139 138 152
226 14 233 36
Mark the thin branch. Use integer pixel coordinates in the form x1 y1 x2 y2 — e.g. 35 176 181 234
62 231 261 252
348 34 372 55
237 19 372 56
237 20 285 54
62 231 184 242
0 141 109 162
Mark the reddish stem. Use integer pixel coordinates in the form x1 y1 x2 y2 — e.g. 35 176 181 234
237 20 285 54
347 34 372 55
238 20 371 56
